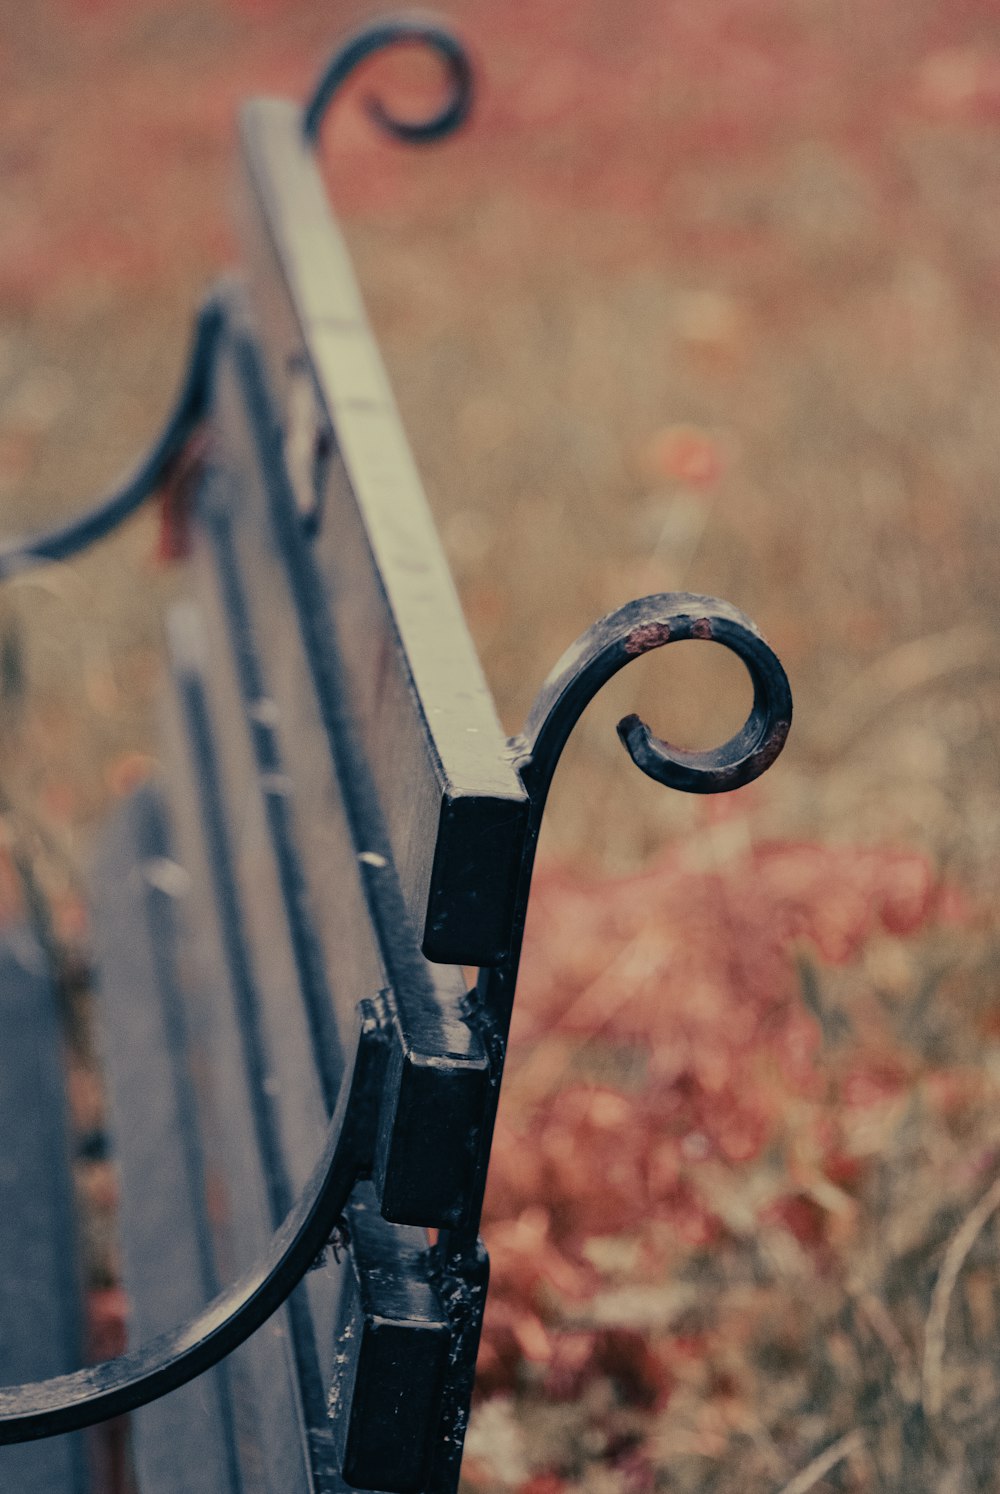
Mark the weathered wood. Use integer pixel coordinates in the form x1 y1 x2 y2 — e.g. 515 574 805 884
0 930 87 1494
93 786 243 1494
159 608 342 1493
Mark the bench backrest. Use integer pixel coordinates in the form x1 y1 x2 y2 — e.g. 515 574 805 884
131 90 510 1493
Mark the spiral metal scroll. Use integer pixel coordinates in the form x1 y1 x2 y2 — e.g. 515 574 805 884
515 593 792 807
302 16 474 146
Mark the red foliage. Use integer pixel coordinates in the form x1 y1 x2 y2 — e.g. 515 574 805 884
5 0 999 307
644 425 727 488
155 431 209 563
478 836 966 1409
762 1191 828 1250
518 1476 568 1494
86 1285 127 1362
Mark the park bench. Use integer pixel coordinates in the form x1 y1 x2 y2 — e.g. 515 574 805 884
0 17 792 1493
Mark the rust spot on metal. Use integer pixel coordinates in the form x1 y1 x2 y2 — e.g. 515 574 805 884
624 621 673 656
754 719 792 773
691 617 714 640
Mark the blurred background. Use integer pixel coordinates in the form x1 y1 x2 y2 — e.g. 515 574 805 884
4 1 1000 1489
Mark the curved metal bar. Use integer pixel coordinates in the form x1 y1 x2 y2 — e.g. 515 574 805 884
514 593 792 803
0 294 224 581
302 15 473 146
444 598 791 1248
0 1003 383 1445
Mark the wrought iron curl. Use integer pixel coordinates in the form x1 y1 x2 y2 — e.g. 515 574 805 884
514 593 792 810
0 293 224 581
302 16 473 146
451 596 791 1240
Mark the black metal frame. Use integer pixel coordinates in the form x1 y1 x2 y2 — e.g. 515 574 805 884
0 13 792 1463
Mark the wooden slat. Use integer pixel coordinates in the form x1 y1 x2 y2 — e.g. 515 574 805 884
0 929 88 1494
235 99 528 968
166 596 337 1216
92 786 243 1494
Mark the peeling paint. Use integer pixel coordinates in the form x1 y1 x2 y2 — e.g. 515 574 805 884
623 621 673 655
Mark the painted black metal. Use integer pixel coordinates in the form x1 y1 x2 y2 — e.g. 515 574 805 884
0 295 221 578
0 12 793 1490
518 592 792 799
0 997 384 1442
333 1185 451 1492
302 15 473 146
444 596 793 1270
